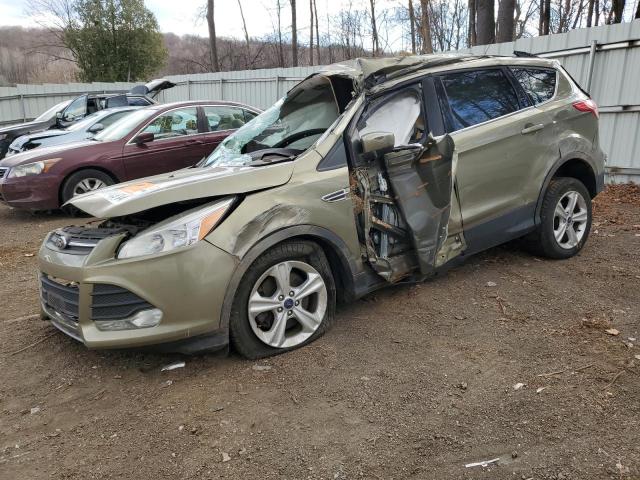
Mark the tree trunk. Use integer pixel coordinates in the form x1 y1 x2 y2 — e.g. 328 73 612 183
636 0 640 18
595 0 600 25
408 0 417 53
236 0 251 68
309 0 314 65
611 0 625 23
369 0 379 55
206 0 219 72
497 0 515 42
587 0 595 26
290 0 298 66
276 0 285 67
313 0 320 63
419 0 433 53
476 0 495 45
468 0 477 46
542 0 551 34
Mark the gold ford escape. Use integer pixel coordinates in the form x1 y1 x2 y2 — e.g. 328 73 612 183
37 54 605 358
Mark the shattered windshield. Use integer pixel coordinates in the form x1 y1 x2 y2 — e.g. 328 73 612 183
201 76 339 167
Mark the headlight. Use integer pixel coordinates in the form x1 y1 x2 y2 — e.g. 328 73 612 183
117 198 234 259
8 158 61 178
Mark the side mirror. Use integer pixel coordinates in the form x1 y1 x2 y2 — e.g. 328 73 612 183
134 132 154 145
56 112 63 119
87 123 104 134
361 131 395 156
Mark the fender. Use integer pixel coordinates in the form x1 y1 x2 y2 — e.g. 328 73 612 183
534 150 600 226
217 224 362 331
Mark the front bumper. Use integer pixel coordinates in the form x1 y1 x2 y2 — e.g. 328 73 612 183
38 232 238 351
0 173 61 210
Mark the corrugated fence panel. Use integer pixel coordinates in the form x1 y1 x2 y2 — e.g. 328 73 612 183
1 22 639 180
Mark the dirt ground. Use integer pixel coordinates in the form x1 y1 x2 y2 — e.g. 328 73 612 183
0 185 638 480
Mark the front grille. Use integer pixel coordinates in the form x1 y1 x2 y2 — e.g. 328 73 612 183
40 275 80 324
0 167 7 179
48 226 127 255
91 284 154 321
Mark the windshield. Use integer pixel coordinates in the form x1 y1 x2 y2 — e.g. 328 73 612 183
201 76 339 167
34 100 71 122
94 108 156 142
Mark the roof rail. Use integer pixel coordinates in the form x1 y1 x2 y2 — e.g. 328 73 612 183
513 51 538 58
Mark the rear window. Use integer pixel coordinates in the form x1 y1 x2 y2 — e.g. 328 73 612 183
510 68 557 105
439 69 520 131
127 97 152 106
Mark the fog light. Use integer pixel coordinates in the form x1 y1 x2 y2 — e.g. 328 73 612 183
95 308 163 331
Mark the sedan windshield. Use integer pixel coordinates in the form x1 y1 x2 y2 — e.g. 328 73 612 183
201 76 339 167
93 109 156 142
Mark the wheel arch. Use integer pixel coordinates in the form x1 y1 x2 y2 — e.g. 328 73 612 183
535 154 598 226
59 166 120 206
218 225 361 331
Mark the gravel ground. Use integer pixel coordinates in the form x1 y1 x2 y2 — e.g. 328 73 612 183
0 185 639 480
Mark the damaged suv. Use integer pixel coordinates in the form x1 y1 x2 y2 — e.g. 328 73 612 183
37 54 605 358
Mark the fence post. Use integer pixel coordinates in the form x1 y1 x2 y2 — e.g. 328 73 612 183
20 94 26 121
186 80 191 100
586 40 598 93
275 76 280 99
219 79 224 100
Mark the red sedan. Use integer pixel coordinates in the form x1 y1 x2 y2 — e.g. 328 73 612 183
0 101 259 211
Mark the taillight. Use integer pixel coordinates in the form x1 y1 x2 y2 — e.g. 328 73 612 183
573 99 599 118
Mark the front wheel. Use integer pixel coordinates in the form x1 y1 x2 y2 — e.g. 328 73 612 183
229 241 336 359
61 169 114 215
528 177 592 259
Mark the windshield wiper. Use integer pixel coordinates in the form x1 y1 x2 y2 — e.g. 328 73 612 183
249 149 299 167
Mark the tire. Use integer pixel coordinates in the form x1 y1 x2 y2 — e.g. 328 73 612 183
526 177 592 259
60 169 115 215
229 240 336 359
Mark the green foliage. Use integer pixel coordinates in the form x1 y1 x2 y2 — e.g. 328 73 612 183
64 0 167 82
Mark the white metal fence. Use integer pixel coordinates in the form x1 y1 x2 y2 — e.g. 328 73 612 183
1 20 639 181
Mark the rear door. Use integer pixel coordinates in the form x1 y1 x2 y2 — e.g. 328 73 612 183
436 67 552 250
121 106 207 179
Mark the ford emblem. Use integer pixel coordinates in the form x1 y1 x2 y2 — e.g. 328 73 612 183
53 232 69 249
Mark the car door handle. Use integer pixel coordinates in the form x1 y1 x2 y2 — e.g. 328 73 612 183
186 139 204 145
521 123 545 135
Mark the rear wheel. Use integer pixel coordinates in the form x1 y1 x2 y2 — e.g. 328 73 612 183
528 177 592 259
61 169 114 215
229 241 336 359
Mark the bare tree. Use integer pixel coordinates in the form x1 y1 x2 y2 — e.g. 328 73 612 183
497 0 516 42
636 0 640 18
313 0 320 62
408 0 417 53
476 0 495 44
419 0 433 53
290 0 298 66
586 0 595 25
468 0 477 46
309 0 314 64
610 0 625 22
206 0 219 72
369 0 380 55
540 0 551 34
236 0 251 67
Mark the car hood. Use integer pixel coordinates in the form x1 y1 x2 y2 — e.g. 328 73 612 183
12 130 68 146
69 162 296 218
0 119 49 136
0 140 95 167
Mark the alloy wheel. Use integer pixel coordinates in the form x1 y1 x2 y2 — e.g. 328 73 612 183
553 190 589 249
248 260 328 349
72 178 108 196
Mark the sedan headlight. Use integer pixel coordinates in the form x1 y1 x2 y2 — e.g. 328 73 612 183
117 198 234 259
8 158 61 178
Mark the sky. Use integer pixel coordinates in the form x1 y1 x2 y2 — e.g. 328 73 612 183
0 0 404 45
